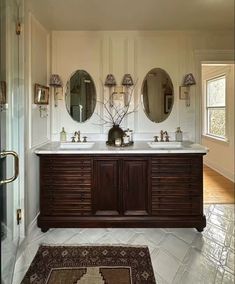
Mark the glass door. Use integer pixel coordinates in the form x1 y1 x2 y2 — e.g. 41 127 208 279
0 0 21 283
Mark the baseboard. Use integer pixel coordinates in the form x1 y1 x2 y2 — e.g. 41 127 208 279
204 160 235 182
16 213 39 261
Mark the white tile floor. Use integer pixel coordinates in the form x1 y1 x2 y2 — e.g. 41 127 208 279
13 204 234 284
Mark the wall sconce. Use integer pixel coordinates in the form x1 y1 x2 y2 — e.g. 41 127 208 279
180 73 196 107
122 74 134 106
104 74 117 107
122 74 134 87
104 74 134 107
49 74 63 107
104 74 117 87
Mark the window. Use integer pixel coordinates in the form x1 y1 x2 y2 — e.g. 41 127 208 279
205 75 226 139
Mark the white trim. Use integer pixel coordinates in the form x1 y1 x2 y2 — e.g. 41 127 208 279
17 213 39 261
204 160 235 183
205 74 227 140
26 212 39 236
202 134 229 144
193 49 234 144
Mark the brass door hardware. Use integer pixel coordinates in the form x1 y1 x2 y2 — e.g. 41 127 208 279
0 151 19 185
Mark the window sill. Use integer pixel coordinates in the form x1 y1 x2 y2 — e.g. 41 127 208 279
202 134 229 144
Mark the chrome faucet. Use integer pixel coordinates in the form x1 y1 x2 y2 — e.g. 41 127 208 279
160 130 164 142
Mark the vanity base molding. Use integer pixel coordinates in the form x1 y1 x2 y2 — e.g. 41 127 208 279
38 215 206 233
37 154 206 232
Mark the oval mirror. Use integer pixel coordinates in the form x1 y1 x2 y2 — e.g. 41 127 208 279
65 70 96 122
141 68 174 123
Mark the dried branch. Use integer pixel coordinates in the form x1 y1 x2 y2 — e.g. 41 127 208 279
95 78 138 127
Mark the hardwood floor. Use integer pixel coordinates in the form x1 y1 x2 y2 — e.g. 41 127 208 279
203 165 235 204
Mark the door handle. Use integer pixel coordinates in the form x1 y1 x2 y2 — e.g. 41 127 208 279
0 151 19 185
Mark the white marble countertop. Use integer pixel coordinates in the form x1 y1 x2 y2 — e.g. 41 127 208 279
34 141 209 154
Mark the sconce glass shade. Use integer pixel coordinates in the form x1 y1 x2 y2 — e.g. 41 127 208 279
122 74 134 86
104 74 116 87
183 73 196 86
49 74 63 87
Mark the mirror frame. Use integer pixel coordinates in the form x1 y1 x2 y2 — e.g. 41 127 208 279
65 70 97 123
141 68 174 123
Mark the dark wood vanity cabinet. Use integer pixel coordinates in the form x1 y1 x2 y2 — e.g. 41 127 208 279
93 158 150 216
38 154 206 232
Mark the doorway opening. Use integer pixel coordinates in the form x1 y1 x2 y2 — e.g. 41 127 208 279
201 63 234 204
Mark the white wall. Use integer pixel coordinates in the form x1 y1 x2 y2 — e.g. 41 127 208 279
51 31 233 142
202 64 234 181
24 12 50 229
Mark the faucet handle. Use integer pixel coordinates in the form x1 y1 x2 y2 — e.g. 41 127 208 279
154 136 159 142
165 134 170 142
82 136 87 142
71 136 76 142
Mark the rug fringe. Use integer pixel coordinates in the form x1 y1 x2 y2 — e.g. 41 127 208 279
39 243 149 249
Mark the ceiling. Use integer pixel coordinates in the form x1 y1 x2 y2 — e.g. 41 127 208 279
29 0 234 31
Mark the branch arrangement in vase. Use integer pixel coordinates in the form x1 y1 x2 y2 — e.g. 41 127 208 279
95 79 138 127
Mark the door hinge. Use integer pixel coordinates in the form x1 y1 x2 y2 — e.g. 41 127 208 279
16 22 21 35
16 209 22 225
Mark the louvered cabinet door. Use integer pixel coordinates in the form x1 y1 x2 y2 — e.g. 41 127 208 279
151 155 203 216
93 158 121 215
40 155 92 216
122 158 150 216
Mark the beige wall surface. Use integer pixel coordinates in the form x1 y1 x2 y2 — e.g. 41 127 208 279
202 65 234 182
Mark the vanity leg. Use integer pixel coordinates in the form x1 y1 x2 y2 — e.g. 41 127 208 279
41 228 49 233
196 226 204 232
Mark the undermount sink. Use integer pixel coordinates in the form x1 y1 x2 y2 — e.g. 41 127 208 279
147 141 183 149
60 142 95 149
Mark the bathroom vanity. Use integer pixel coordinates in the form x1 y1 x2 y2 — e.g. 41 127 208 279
35 141 208 232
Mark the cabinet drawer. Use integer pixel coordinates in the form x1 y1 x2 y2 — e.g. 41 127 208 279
152 190 199 197
151 156 201 165
41 156 91 165
151 165 200 177
42 185 92 193
152 184 200 193
42 190 91 199
152 196 200 203
42 167 92 173
152 208 200 216
42 205 92 216
152 177 201 185
42 176 91 185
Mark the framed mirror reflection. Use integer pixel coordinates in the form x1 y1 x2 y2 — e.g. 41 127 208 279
65 70 96 123
141 68 174 123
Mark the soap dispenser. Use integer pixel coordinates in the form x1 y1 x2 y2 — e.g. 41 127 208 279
175 127 183 142
60 127 67 142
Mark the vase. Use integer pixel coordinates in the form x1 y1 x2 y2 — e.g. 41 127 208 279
107 125 124 146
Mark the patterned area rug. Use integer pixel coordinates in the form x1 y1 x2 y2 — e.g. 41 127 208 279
21 245 156 284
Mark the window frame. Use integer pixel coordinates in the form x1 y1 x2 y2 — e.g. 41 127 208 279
204 74 227 141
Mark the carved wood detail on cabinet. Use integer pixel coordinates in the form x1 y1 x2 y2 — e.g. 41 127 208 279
122 159 150 215
93 159 120 215
38 154 206 232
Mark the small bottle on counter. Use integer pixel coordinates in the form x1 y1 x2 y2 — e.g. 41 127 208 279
126 128 133 142
175 127 183 142
60 127 67 142
123 134 130 145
